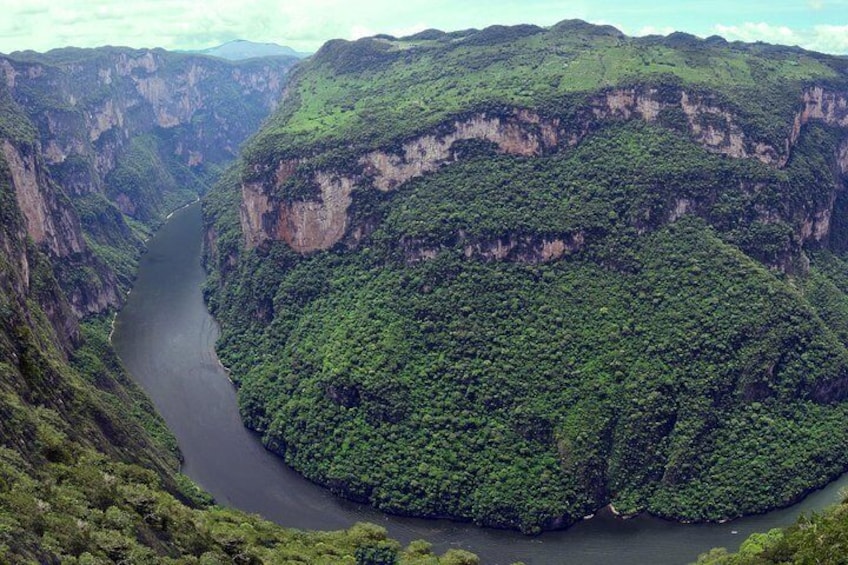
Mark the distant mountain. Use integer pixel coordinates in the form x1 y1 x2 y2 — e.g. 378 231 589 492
189 39 310 60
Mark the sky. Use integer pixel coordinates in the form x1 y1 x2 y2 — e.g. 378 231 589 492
1 0 847 55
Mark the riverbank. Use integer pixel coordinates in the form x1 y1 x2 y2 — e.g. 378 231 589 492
110 202 848 565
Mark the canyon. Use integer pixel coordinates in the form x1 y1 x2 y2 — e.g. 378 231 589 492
0 46 297 322
239 86 848 267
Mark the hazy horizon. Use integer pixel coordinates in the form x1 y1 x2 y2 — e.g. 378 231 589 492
1 0 847 56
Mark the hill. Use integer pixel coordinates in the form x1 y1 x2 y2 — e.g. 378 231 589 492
697 495 848 564
204 20 848 534
187 40 310 61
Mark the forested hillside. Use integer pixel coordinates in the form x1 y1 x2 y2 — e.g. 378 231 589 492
0 46 472 563
204 20 848 534
0 45 299 311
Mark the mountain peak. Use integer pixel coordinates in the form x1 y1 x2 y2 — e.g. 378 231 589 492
187 39 310 61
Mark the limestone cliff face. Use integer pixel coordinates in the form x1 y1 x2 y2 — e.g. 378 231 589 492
242 112 559 253
402 232 585 265
0 47 296 317
240 85 848 264
2 140 85 258
1 138 122 318
839 139 848 175
788 87 848 161
362 112 554 191
1 49 294 200
0 148 80 352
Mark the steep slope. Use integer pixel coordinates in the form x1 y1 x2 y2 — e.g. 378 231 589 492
0 46 298 316
0 47 475 565
205 21 848 533
697 494 848 564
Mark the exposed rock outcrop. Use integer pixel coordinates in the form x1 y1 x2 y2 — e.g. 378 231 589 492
2 138 123 319
3 140 86 258
363 112 554 191
0 149 80 352
0 47 296 317
839 138 848 176
402 232 585 265
241 85 848 261
787 87 848 162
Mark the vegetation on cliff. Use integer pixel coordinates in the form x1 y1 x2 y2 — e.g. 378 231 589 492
696 493 848 564
0 47 476 563
244 20 845 169
205 21 848 534
0 308 473 563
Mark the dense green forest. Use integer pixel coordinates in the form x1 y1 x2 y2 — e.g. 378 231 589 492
0 314 475 564
0 317 474 564
205 20 848 535
696 494 848 564
207 122 848 533
0 47 476 563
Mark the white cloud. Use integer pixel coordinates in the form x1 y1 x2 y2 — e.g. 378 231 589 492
1 1 846 56
806 24 848 53
0 0 583 54
635 25 676 37
714 22 800 45
713 21 848 54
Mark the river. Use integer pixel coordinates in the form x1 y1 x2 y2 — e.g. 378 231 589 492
111 202 848 564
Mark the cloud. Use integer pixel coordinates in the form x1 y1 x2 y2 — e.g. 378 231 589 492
1 1 847 56
713 21 848 54
714 22 800 45
635 25 676 37
0 0 582 53
806 24 848 53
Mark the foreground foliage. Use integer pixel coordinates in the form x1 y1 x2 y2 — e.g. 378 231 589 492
697 495 848 564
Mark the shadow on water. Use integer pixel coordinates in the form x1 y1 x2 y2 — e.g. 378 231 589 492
112 202 848 565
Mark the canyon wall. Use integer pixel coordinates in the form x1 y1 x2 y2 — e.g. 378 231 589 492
0 47 296 318
240 85 848 265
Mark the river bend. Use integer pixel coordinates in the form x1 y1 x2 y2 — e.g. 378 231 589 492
112 202 848 564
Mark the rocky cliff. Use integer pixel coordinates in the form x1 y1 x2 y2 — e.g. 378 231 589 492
0 145 79 352
0 47 297 317
240 85 848 265
1 49 290 190
205 22 848 534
